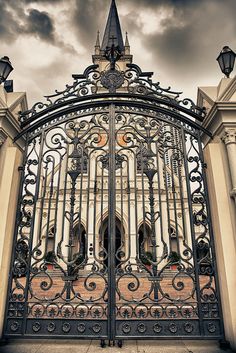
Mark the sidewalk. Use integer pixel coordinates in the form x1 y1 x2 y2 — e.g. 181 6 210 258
0 340 235 353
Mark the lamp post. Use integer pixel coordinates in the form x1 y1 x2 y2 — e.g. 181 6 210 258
0 56 13 84
217 46 236 78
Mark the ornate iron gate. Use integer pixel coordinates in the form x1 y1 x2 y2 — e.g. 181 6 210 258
4 62 225 342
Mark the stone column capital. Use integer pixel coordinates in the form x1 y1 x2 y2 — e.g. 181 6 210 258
221 128 236 145
0 129 8 147
230 188 236 200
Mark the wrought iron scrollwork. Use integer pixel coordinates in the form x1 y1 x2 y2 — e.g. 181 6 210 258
5 60 222 342
18 60 206 130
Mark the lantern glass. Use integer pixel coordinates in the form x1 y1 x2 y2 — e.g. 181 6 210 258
0 56 13 84
217 46 236 78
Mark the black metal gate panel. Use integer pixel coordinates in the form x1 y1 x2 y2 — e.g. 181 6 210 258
4 63 224 341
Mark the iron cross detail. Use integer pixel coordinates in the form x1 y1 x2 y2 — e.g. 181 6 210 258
104 35 122 70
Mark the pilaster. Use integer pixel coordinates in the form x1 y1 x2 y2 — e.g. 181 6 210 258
221 128 236 204
198 77 236 349
0 86 27 339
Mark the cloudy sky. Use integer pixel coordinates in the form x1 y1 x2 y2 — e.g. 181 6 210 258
1 0 236 107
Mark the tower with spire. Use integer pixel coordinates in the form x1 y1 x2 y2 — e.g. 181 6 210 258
92 0 132 71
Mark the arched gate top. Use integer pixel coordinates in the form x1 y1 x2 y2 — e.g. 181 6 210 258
16 62 208 140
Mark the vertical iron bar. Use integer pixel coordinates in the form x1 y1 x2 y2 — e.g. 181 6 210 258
140 150 148 267
163 142 172 258
77 147 85 263
58 144 69 257
44 157 55 255
119 152 124 267
155 142 165 253
52 155 63 251
85 150 92 263
108 104 116 341
181 129 204 335
169 134 181 256
22 132 45 334
126 157 131 262
134 154 139 267
92 157 98 262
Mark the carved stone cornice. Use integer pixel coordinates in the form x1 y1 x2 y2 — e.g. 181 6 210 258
0 109 25 151
0 129 8 147
221 128 236 145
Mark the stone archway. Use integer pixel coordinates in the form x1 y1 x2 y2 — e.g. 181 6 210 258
138 223 152 265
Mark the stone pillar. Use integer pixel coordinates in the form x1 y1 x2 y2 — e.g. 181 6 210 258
204 141 236 349
221 128 236 207
198 79 236 350
0 144 23 338
0 86 27 339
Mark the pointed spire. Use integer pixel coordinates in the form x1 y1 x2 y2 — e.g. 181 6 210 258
101 0 124 52
125 32 129 47
95 31 101 55
95 31 100 47
125 32 130 55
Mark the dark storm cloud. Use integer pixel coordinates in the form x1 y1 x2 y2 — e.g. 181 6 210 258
0 0 235 105
136 0 236 79
0 0 56 43
70 0 204 51
72 0 110 49
0 0 23 41
25 9 55 42
24 0 63 2
128 0 198 6
0 0 78 54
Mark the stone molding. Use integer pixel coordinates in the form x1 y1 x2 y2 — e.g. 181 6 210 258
0 129 8 147
0 109 25 151
221 128 236 145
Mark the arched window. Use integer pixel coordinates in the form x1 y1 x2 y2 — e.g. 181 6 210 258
45 226 56 264
138 223 152 265
47 226 55 253
169 226 177 253
73 223 86 265
99 217 124 267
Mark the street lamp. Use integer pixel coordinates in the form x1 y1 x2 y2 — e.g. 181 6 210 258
217 46 236 78
0 56 13 84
